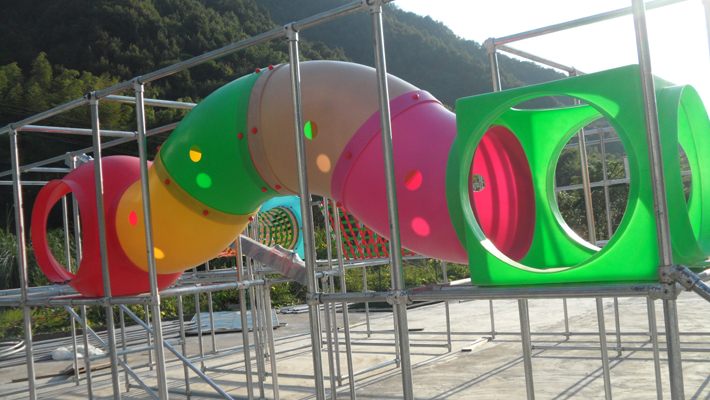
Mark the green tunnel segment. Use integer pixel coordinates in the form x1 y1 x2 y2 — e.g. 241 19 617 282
159 71 277 215
448 64 710 287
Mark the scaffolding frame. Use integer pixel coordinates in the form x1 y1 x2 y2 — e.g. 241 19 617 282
2 0 710 399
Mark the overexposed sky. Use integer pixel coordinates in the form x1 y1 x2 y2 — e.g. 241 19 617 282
395 0 710 107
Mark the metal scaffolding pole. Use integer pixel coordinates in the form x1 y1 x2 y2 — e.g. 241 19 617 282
369 3 414 398
286 24 326 400
236 238 255 400
88 94 122 399
332 199 357 399
8 128 37 400
596 298 612 400
134 81 170 400
647 298 663 400
518 300 535 400
631 1 684 398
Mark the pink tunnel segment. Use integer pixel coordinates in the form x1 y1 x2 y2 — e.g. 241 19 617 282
471 126 536 261
331 91 536 264
332 90 468 264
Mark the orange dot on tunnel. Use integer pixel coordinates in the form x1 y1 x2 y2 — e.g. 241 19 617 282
405 170 422 190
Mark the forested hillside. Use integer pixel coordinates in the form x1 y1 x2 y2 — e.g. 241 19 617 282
0 0 571 229
261 0 565 107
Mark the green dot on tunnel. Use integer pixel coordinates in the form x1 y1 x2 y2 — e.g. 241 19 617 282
196 173 212 188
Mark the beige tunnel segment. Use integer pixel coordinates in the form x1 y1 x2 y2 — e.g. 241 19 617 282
247 61 418 197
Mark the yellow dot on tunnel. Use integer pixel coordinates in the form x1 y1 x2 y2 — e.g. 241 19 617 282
154 247 165 259
317 154 331 173
189 145 202 162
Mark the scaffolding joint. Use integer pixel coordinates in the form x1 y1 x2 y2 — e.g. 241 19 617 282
306 292 321 305
484 38 497 55
386 290 410 306
667 264 700 291
366 0 384 14
284 23 298 41
132 78 145 91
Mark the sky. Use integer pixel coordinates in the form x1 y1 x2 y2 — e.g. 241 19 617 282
394 0 710 107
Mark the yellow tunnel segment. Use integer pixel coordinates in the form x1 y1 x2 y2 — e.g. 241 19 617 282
115 155 255 274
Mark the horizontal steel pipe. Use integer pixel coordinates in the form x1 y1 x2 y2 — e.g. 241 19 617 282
494 0 688 45
496 44 581 73
27 167 71 173
0 181 48 186
104 95 196 109
0 122 179 179
315 283 663 304
18 125 136 138
1 97 89 136
291 0 366 31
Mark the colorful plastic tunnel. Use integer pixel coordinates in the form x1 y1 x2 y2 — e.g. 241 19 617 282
30 61 710 296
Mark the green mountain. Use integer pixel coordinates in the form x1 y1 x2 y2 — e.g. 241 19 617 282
0 0 567 230
260 0 566 108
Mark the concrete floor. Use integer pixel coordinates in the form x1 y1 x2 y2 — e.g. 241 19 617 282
3 292 710 399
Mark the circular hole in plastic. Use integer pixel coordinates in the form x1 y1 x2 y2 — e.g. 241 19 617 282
404 170 422 191
553 117 631 246
129 211 138 226
304 121 318 140
316 154 331 173
470 174 485 192
469 125 535 262
196 173 212 188
189 145 202 162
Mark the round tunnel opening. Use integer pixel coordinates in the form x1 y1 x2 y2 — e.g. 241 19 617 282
469 125 536 262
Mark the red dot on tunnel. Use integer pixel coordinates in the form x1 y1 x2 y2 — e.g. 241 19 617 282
411 217 430 237
404 170 423 190
129 211 138 226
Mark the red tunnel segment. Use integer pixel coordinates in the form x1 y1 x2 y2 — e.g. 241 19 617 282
31 156 182 297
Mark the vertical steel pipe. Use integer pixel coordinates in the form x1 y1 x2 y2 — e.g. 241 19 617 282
369 6 414 398
332 200 356 399
69 156 83 266
236 238 254 400
599 132 614 238
143 305 154 369
322 198 342 390
363 266 371 337
322 278 339 399
518 299 535 400
134 81 169 400
595 298 612 400
62 196 73 271
613 298 622 357
286 25 326 400
263 284 280 400
443 261 452 352
329 276 342 384
631 1 683 397
70 307 80 385
646 298 663 400
81 305 95 399
205 262 217 353
248 220 266 398
489 300 496 339
563 299 570 340
571 93 597 245
119 308 129 391
88 95 122 399
8 128 37 400
177 296 192 395
484 39 502 92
